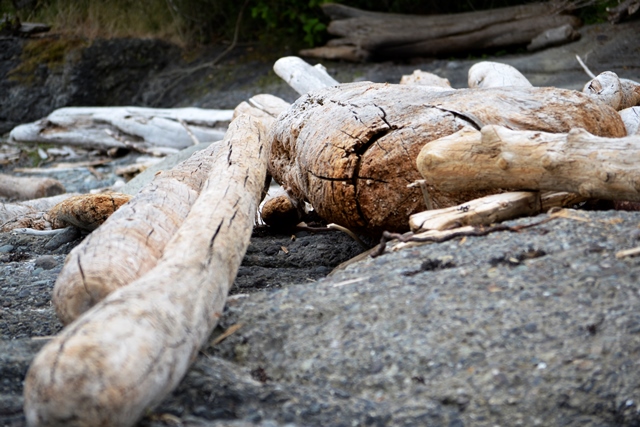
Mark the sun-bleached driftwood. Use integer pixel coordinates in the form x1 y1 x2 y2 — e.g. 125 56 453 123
9 106 232 152
620 107 640 135
527 23 580 51
0 173 65 201
25 113 269 427
417 125 640 201
582 71 640 111
52 143 221 325
468 61 532 88
269 82 625 233
52 94 288 326
273 56 339 96
260 187 303 228
399 70 453 90
48 193 132 231
0 193 78 232
301 2 580 61
409 191 586 232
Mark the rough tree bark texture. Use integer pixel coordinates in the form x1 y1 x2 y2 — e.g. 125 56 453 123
0 173 65 201
48 193 132 231
24 113 269 427
0 193 78 231
269 82 625 233
418 125 640 201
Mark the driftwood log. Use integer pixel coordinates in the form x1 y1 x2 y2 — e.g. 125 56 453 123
417 125 640 201
300 2 581 61
48 193 132 231
273 56 339 95
269 82 625 233
409 191 586 232
0 173 65 201
52 94 288 326
620 107 640 135
0 193 78 231
24 113 269 427
9 106 232 153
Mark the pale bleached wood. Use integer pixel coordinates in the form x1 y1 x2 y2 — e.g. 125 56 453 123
273 56 339 96
583 72 640 111
9 106 232 151
417 125 640 201
399 70 453 89
0 173 65 200
24 113 269 427
52 142 221 325
620 107 640 135
409 191 586 232
468 61 532 88
269 82 625 233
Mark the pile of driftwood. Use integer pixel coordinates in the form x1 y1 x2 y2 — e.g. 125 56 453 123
300 1 640 61
4 53 639 426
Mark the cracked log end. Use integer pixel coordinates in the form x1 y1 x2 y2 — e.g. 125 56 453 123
48 193 132 231
268 82 624 234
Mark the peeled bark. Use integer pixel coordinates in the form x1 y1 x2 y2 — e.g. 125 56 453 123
417 125 640 201
269 82 625 233
0 173 65 201
24 113 269 427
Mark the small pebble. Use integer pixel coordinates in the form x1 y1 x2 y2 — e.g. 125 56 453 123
0 244 14 253
35 255 57 270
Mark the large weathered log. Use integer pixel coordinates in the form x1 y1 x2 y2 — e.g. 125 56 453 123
52 94 288 326
9 106 232 152
269 82 625 233
304 2 580 61
417 125 640 201
0 173 65 201
52 143 221 325
24 113 269 427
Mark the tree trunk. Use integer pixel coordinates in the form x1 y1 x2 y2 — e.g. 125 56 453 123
417 125 640 201
269 82 625 233
24 113 270 427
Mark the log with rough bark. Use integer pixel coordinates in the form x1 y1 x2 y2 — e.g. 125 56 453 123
0 193 78 231
301 2 581 61
52 94 288 326
0 173 65 201
47 193 133 231
417 125 640 201
408 191 586 232
269 82 625 233
9 106 233 152
24 113 269 427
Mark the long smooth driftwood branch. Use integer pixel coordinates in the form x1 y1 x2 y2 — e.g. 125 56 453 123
24 113 269 427
409 191 586 232
417 125 640 201
273 56 339 95
9 106 232 152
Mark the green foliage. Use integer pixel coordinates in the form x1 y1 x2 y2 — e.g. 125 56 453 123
250 0 330 47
